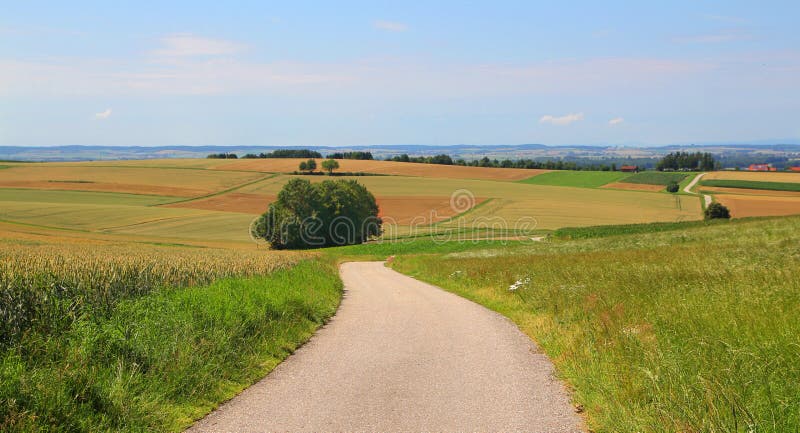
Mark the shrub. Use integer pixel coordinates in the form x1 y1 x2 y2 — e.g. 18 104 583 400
666 181 679 193
253 178 381 249
704 202 731 220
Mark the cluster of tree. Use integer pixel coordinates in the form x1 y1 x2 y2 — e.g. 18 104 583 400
326 151 373 160
242 149 323 159
252 178 381 249
388 154 454 165
206 153 238 159
298 159 317 172
656 152 716 171
297 158 340 174
385 154 636 171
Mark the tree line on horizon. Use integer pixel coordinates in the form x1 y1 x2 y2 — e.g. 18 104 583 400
207 149 743 172
655 151 717 171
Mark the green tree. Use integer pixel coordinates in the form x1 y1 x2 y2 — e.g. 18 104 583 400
298 161 308 172
253 179 381 249
666 181 679 193
704 202 731 220
306 159 317 172
321 159 339 175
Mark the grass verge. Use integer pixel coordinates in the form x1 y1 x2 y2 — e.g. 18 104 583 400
0 259 341 432
389 216 800 432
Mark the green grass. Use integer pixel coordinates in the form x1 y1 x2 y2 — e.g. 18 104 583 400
1 259 341 432
700 179 800 192
622 172 689 185
551 218 743 239
519 171 631 188
389 216 800 432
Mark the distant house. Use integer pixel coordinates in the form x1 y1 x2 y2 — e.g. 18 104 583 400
748 164 777 172
790 166 800 172
620 165 639 173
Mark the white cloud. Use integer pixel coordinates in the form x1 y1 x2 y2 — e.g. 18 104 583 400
540 112 584 126
151 34 245 57
373 20 408 32
609 117 624 126
94 108 112 119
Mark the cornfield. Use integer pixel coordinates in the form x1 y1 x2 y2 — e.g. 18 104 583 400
0 241 302 347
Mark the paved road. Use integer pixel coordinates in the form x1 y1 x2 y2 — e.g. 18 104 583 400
187 262 582 433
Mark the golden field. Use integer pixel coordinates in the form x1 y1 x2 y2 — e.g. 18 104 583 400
0 159 706 243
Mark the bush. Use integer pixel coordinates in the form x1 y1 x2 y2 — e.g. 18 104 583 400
666 181 679 193
253 178 381 249
704 202 731 220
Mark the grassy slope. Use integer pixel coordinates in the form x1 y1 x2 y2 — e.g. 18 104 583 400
519 170 631 188
1 260 341 432
701 179 800 192
622 172 688 185
388 216 800 432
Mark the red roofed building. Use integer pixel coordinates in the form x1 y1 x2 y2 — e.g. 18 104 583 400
790 166 800 172
748 164 777 172
620 165 639 173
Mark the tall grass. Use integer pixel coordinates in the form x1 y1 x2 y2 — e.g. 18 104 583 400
392 216 800 432
1 260 341 432
0 237 340 432
0 242 302 347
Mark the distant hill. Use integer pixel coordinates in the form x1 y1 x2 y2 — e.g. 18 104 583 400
1 143 799 168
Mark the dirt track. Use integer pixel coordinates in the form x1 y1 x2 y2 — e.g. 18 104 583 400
187 262 582 432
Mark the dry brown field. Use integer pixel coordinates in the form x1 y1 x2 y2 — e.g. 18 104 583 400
715 194 800 218
601 182 665 192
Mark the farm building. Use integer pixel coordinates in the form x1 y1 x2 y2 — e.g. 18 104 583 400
748 164 777 172
620 165 639 173
789 166 800 172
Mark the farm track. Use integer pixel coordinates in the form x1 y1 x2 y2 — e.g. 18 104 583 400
684 173 713 207
187 262 582 433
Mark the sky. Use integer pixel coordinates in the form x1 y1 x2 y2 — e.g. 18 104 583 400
1 1 799 147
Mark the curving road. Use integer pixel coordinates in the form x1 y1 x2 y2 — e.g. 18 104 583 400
685 172 713 207
187 262 582 433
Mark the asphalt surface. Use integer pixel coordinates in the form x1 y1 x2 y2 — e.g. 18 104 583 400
187 261 582 433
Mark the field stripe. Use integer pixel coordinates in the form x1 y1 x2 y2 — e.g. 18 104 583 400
156 173 278 207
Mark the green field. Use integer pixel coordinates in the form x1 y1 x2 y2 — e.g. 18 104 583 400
518 170 630 188
701 179 800 192
622 171 689 185
389 216 800 432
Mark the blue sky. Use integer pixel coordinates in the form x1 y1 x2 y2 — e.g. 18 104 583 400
1 1 799 147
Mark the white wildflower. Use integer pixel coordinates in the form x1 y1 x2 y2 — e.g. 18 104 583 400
508 276 531 291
